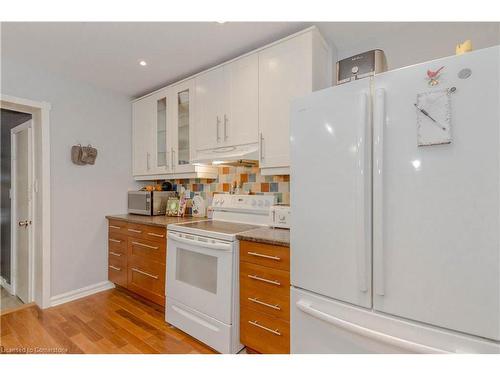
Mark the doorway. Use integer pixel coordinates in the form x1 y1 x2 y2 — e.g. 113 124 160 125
0 95 51 311
1 110 34 312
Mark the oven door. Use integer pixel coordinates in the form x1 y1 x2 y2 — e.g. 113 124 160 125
167 231 234 324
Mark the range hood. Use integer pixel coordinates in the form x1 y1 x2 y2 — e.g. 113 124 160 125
192 143 259 166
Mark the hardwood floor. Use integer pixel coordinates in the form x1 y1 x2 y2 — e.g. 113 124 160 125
1 286 25 313
0 287 216 354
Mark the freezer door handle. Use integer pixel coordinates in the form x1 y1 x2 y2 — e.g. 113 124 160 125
296 300 452 354
373 88 386 296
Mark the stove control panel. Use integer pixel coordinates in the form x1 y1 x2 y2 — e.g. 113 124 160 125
212 194 276 212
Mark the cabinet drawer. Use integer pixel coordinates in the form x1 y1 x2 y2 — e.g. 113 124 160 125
240 241 290 271
143 225 166 241
127 255 165 306
126 222 147 239
108 256 127 287
241 283 289 321
127 237 166 264
126 222 166 241
240 262 290 300
108 219 128 236
108 233 127 255
240 307 290 354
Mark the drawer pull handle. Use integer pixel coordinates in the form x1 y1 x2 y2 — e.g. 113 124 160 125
128 229 142 233
247 251 281 261
109 225 121 229
247 297 281 310
147 232 164 238
109 265 121 271
131 241 159 250
248 320 281 336
109 238 121 243
247 274 281 286
109 251 122 257
131 268 159 280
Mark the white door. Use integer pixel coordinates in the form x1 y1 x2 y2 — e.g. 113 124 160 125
259 33 311 169
194 67 225 152
290 78 372 308
373 46 500 340
166 232 234 324
12 121 33 304
226 54 258 146
132 96 155 176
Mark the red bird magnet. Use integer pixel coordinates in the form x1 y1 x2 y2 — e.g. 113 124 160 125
427 66 444 86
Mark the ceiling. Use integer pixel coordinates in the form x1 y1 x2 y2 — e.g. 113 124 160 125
2 22 499 98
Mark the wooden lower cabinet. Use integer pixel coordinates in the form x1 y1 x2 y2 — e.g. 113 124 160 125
240 307 290 354
107 219 166 306
239 240 290 354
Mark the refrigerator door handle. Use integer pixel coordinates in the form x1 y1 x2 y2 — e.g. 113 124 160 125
373 88 386 296
296 300 452 354
355 92 370 293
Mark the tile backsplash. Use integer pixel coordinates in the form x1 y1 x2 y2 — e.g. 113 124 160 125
163 166 290 208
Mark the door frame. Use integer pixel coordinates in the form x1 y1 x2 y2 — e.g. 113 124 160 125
10 120 35 302
1 94 51 308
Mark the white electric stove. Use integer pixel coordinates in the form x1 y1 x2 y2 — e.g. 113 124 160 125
166 194 276 354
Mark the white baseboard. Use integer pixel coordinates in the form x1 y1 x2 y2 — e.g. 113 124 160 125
0 276 13 295
50 281 115 307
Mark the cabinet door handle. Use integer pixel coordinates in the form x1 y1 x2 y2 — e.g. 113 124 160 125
131 241 159 250
109 238 121 243
247 251 281 261
147 232 164 238
109 251 122 257
223 114 228 141
131 268 159 279
216 116 221 142
109 265 121 271
146 152 151 170
259 132 264 161
247 297 281 310
247 274 281 286
248 320 281 336
109 225 121 229
171 148 175 170
127 228 142 234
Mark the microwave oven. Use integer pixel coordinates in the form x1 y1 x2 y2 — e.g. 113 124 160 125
128 191 177 216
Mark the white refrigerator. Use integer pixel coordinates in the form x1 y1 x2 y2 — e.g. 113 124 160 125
290 46 500 353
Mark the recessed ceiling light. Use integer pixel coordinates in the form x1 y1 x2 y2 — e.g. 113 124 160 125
139 60 147 66
216 21 226 24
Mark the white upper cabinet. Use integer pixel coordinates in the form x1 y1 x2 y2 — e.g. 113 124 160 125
133 27 331 177
258 29 331 175
132 84 217 180
194 66 226 152
132 89 169 176
226 54 259 147
169 79 196 174
132 96 152 176
193 54 259 159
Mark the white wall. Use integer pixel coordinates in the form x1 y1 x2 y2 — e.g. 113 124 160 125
319 22 500 72
1 58 138 297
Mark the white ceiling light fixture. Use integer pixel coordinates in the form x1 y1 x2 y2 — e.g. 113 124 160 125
139 60 147 66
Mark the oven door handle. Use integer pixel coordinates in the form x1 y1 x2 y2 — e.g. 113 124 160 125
168 232 232 251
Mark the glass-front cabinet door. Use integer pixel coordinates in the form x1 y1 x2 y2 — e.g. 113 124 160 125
170 79 194 173
150 88 170 174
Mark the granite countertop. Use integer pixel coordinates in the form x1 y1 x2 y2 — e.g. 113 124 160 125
236 227 290 247
106 214 204 228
